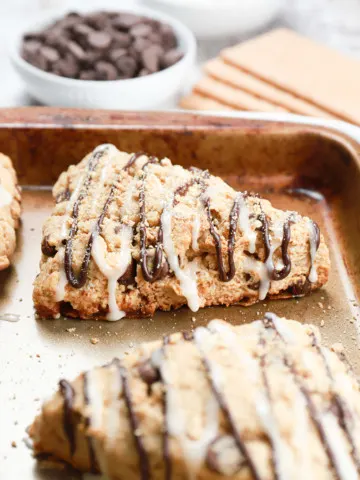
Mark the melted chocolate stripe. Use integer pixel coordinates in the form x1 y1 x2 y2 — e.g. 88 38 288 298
124 151 146 171
310 333 360 470
65 149 105 288
262 314 349 480
115 359 150 480
59 379 76 457
139 157 164 283
65 149 141 289
258 213 295 282
83 372 97 473
195 340 262 480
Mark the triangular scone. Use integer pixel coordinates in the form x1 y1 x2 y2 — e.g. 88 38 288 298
33 144 330 320
30 314 360 479
0 153 21 270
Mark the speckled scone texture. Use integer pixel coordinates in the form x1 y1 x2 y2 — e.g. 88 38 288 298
30 315 360 479
33 144 330 320
0 153 21 270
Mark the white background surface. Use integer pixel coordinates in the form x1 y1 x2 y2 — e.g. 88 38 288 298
1 0 360 109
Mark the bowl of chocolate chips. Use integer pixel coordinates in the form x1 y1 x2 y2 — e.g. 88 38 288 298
11 7 196 109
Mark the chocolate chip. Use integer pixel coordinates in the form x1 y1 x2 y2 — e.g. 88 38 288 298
55 54 79 78
21 10 181 80
79 70 97 80
95 61 118 81
206 435 246 476
132 36 151 53
87 31 112 50
56 189 71 203
67 40 86 61
182 331 193 341
109 48 127 63
141 44 163 72
41 236 57 257
161 48 183 69
112 13 141 31
160 24 177 50
112 31 131 49
288 279 311 296
115 55 137 79
40 45 60 63
72 23 94 37
138 68 150 77
138 359 160 385
22 40 41 57
130 23 153 38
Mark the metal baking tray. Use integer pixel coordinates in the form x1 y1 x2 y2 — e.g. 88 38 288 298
1 108 360 480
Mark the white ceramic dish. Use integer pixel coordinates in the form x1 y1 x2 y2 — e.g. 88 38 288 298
10 5 196 109
141 0 285 38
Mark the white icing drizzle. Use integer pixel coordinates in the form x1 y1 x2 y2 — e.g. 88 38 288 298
265 220 284 277
307 220 318 283
151 339 218 479
161 200 200 312
208 320 293 479
237 194 256 254
191 214 201 251
266 314 359 480
320 412 358 480
265 312 296 344
55 247 67 302
0 184 12 208
242 256 269 301
90 144 118 210
292 390 312 480
92 225 132 321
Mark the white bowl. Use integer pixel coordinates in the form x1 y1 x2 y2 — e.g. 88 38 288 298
10 5 196 109
141 0 285 39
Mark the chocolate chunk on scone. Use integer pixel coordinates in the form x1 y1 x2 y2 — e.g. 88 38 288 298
33 144 330 320
0 153 21 270
30 314 360 479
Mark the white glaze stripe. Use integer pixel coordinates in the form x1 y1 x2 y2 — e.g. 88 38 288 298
208 320 292 480
237 194 256 254
92 225 132 321
161 199 200 312
307 220 318 283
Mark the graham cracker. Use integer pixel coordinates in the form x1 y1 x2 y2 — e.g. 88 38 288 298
222 28 360 124
205 58 335 119
179 92 235 111
194 76 287 113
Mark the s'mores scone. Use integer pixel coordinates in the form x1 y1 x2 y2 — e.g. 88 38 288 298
0 153 21 270
30 314 360 479
33 144 330 320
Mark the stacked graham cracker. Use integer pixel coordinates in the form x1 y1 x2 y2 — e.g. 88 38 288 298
181 28 360 123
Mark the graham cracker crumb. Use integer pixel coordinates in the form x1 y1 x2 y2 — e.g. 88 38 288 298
90 338 99 345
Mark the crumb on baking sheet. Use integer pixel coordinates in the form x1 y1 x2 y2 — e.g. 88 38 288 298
90 338 99 345
11 441 17 448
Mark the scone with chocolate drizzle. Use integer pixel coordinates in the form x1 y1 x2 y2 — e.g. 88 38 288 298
30 314 360 479
33 144 330 320
0 153 21 270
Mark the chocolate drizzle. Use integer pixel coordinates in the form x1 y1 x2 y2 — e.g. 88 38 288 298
65 148 139 289
258 213 295 281
195 337 262 480
263 313 359 479
203 194 240 282
124 151 145 171
64 149 105 288
116 359 150 480
139 157 165 283
309 332 360 469
59 379 76 457
83 372 97 473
